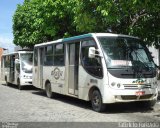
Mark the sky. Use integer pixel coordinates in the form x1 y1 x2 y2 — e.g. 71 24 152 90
0 0 24 52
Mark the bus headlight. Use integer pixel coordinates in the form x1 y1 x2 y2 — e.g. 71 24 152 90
110 82 122 89
23 75 32 79
111 82 116 86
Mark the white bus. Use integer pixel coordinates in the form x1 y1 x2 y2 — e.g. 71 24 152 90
33 33 158 112
1 50 33 90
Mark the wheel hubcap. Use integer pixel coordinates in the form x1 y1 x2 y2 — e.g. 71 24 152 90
93 95 100 106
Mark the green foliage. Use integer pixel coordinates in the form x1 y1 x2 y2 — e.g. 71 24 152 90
73 0 160 46
13 0 160 47
13 0 78 47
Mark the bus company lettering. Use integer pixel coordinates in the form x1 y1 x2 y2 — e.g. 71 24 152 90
51 68 63 80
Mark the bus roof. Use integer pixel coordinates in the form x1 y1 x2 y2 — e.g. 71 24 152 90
62 33 93 42
2 51 33 56
35 39 63 47
34 33 139 47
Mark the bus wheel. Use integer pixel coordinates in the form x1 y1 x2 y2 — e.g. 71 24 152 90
136 100 157 109
45 82 53 98
6 82 10 86
17 79 22 90
91 90 106 112
140 100 157 108
5 77 9 86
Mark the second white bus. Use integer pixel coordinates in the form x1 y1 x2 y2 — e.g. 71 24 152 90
1 50 33 90
33 33 158 112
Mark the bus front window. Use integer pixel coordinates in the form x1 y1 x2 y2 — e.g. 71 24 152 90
98 37 156 73
20 53 33 73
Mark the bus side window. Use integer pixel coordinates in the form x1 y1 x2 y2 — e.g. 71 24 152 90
34 48 38 66
5 56 10 68
44 45 53 66
81 40 103 78
54 44 64 66
1 56 5 68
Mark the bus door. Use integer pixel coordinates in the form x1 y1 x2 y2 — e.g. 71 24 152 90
10 55 15 82
34 48 44 88
15 54 20 84
39 48 44 88
1 56 4 81
68 43 80 95
33 48 38 87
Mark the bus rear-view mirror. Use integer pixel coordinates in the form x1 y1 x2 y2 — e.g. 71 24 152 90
88 47 96 58
88 47 103 58
15 59 20 63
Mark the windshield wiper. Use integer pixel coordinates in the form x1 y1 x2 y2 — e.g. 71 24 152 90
130 47 152 71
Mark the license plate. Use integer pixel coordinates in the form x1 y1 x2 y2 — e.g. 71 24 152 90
135 91 145 96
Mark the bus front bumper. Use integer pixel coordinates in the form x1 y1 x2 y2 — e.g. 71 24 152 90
20 79 32 86
103 88 158 103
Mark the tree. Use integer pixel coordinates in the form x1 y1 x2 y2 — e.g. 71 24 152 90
73 0 160 47
13 0 78 48
13 0 160 47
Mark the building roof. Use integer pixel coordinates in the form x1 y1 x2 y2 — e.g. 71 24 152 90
0 47 8 50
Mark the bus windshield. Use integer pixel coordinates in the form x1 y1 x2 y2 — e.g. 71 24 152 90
20 53 33 73
98 37 155 70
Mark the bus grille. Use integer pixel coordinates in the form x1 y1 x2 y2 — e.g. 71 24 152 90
121 94 153 100
121 95 137 100
139 94 153 99
123 84 151 89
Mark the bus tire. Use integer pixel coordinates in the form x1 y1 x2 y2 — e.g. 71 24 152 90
5 76 9 86
45 82 53 98
17 79 22 90
91 90 106 112
143 100 156 108
137 100 157 108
